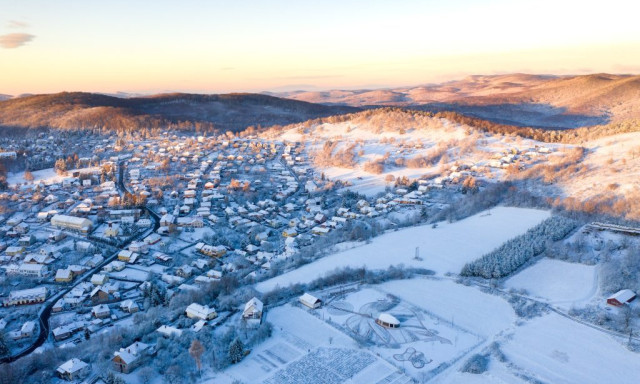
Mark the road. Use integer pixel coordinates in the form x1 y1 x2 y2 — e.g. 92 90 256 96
2 158 158 364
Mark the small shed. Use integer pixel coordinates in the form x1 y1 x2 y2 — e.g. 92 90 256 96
299 293 322 309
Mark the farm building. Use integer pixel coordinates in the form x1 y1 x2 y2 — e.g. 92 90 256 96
50 214 93 233
299 293 322 309
56 358 90 381
185 303 218 320
376 313 400 328
606 289 637 307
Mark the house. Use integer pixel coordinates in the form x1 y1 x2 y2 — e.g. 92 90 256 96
91 273 109 285
55 269 73 283
176 265 195 278
117 250 138 263
144 233 162 245
112 341 151 374
20 321 36 337
160 214 175 226
185 303 218 320
282 228 298 238
606 289 637 307
299 293 322 309
5 246 25 256
195 242 227 257
157 325 183 337
242 297 264 320
57 359 90 381
92 304 111 318
128 241 149 254
120 299 139 313
18 234 36 246
18 263 48 277
104 223 120 237
376 313 400 328
90 286 111 303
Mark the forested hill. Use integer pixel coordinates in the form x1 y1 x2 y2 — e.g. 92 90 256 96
0 92 360 134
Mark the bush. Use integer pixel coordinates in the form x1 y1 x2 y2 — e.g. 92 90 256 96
460 353 489 374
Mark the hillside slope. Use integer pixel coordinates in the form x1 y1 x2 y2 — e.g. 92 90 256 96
277 74 640 129
0 92 359 133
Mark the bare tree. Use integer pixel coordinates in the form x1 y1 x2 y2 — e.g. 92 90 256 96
189 339 205 372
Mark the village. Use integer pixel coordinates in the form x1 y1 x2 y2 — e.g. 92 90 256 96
0 127 639 384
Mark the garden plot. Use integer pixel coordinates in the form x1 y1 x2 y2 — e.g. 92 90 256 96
257 207 550 292
318 287 481 381
505 258 598 308
218 305 407 384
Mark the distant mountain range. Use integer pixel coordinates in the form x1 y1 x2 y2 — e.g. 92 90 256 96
1 74 639 134
275 74 640 129
0 92 358 133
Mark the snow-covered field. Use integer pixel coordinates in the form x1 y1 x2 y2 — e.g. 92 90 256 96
505 258 598 308
7 166 100 186
501 312 640 384
378 279 515 338
257 207 550 292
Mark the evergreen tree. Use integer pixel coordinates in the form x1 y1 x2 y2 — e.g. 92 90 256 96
228 338 245 364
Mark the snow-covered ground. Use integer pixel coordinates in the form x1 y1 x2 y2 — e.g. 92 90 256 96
7 166 100 186
505 258 598 309
378 279 515 338
501 312 640 384
257 207 550 292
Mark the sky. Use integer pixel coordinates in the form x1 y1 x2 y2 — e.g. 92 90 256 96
1 0 640 95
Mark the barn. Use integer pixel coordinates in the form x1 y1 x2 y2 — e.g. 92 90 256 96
376 313 400 328
606 289 637 307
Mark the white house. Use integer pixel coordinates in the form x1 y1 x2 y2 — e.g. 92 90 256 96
56 358 90 381
185 303 218 320
242 297 264 320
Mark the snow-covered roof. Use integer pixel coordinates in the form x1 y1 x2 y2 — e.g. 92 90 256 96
377 313 399 325
57 358 88 374
244 297 263 313
609 289 636 303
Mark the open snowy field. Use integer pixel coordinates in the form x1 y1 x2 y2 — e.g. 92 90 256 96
257 207 550 292
378 278 516 338
7 166 100 186
505 258 598 308
500 312 640 384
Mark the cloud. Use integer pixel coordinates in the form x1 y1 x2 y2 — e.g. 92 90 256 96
8 20 29 29
0 33 35 49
